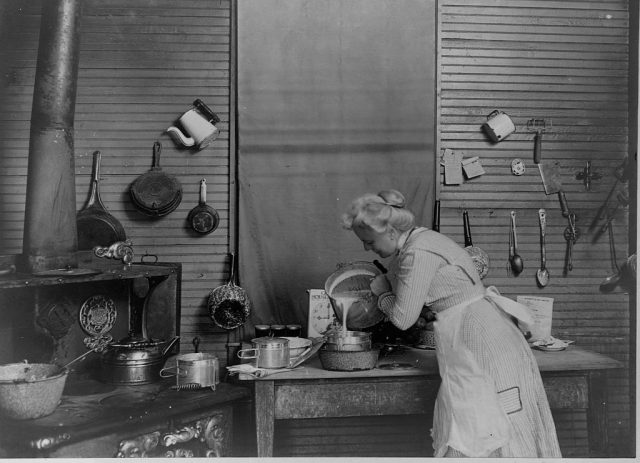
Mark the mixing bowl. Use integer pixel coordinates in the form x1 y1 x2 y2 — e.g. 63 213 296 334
0 363 68 420
282 337 313 358
324 261 385 330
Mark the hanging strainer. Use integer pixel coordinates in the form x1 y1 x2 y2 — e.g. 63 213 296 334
208 253 251 330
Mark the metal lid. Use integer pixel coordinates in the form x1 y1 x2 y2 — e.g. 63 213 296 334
177 352 218 364
251 336 289 349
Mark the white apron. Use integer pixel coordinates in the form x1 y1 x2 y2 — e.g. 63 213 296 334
431 286 533 457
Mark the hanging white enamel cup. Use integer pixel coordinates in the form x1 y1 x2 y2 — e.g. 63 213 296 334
166 108 219 150
482 110 516 142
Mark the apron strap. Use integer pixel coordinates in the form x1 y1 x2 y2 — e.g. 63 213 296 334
485 286 533 328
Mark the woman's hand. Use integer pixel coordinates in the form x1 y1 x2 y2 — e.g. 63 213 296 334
370 274 391 296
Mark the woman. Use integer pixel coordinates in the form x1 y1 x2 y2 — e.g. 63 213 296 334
341 189 561 458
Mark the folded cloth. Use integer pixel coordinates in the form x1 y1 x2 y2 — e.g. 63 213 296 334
226 364 291 379
530 336 574 351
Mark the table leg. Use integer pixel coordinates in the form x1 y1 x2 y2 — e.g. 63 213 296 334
254 380 275 457
587 371 608 457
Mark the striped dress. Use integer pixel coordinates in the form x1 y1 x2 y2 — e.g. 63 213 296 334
378 227 561 458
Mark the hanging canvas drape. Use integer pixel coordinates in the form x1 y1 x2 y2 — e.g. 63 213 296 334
236 0 437 333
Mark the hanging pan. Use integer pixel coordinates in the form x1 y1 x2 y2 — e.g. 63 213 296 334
208 253 251 330
187 179 219 235
130 141 182 217
77 151 127 250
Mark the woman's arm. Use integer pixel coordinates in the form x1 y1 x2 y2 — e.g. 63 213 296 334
379 248 443 330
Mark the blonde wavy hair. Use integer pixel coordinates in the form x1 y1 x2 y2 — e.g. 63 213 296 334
341 189 415 234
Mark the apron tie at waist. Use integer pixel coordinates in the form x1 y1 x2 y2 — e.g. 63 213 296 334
484 286 534 329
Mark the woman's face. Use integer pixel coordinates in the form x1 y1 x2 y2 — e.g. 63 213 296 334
353 225 397 258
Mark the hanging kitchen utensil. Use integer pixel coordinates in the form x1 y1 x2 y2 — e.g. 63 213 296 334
600 214 622 292
589 156 629 234
509 211 524 276
462 210 489 279
536 209 550 287
76 151 127 250
432 199 440 232
187 179 219 234
528 118 562 197
592 191 629 243
208 253 251 330
130 141 183 217
563 213 580 275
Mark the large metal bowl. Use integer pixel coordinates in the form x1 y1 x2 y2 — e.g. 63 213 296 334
324 262 385 330
0 363 68 420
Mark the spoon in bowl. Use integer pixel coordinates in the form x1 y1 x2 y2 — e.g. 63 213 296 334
509 211 524 276
536 209 550 287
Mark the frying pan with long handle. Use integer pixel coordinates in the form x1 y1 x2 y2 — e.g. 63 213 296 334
463 210 489 279
77 151 127 250
130 141 183 217
187 179 219 234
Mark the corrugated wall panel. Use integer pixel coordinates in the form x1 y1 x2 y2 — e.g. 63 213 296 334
439 0 632 456
0 0 234 361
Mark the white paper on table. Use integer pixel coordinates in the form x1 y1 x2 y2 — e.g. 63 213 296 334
516 296 554 342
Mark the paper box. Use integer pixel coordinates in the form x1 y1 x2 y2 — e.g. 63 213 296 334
307 289 337 338
516 296 554 342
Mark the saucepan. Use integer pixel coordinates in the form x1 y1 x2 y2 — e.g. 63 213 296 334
161 352 220 390
237 337 290 369
100 336 179 385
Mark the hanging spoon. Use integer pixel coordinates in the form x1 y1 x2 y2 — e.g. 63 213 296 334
536 209 550 287
509 211 524 276
600 215 622 291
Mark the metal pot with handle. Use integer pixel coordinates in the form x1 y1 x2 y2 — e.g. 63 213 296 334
237 337 290 369
187 179 219 234
100 336 179 385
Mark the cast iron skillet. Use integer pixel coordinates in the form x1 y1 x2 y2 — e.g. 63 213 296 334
130 141 182 217
76 151 127 250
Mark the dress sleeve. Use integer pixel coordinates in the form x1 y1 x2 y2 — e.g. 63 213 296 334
379 248 444 330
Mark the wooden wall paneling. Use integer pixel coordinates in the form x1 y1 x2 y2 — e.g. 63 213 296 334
439 0 632 456
0 1 234 362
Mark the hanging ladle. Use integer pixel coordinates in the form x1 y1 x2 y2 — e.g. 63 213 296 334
509 211 524 276
536 209 550 287
600 214 622 292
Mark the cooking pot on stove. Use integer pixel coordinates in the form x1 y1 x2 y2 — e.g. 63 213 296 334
100 336 179 385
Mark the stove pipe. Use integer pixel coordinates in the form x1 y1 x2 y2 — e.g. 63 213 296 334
21 0 82 273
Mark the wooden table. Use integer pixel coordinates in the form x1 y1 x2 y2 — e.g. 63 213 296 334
238 346 622 457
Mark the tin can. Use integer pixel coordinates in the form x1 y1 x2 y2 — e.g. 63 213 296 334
270 324 286 337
